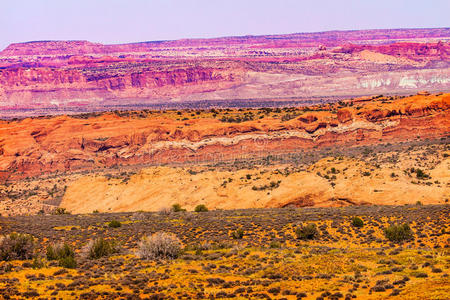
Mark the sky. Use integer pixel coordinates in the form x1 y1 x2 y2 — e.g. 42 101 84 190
1 0 449 50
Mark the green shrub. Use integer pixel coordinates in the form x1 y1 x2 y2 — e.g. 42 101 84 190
46 243 74 260
108 220 121 228
295 224 318 240
31 256 45 269
47 244 70 260
252 180 281 191
414 168 430 180
46 246 57 261
87 238 118 259
0 233 35 261
194 204 208 212
59 255 77 269
137 232 182 260
269 241 281 248
231 228 244 239
46 243 76 268
52 208 70 215
172 203 186 212
352 217 364 228
384 223 414 242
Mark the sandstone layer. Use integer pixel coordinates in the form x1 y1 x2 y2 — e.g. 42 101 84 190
1 140 448 216
0 93 448 183
59 155 449 214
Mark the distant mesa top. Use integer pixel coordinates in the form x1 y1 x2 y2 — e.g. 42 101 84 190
2 28 450 56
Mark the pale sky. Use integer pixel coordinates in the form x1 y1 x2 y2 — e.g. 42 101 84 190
1 0 449 50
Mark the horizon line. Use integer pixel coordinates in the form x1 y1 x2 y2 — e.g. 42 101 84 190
3 26 450 50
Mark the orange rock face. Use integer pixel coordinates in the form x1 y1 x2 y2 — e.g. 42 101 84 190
0 93 448 183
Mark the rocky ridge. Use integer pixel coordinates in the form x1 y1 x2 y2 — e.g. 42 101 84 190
0 93 448 183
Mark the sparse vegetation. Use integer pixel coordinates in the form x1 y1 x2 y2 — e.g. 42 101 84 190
172 203 186 212
231 228 244 239
384 223 414 242
0 233 35 261
352 216 364 228
0 205 448 299
108 220 121 228
51 207 70 215
295 223 318 240
59 255 77 269
137 232 182 260
413 168 430 180
86 238 118 259
269 241 281 248
252 180 281 191
47 243 77 269
46 243 74 261
31 256 45 269
194 204 208 212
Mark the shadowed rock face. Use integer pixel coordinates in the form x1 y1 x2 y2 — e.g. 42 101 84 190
1 28 449 116
0 93 448 182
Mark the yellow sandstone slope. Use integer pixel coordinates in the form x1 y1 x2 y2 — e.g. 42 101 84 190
60 156 449 214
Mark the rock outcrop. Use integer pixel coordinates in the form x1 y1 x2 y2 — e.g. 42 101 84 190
0 93 448 182
337 42 450 61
